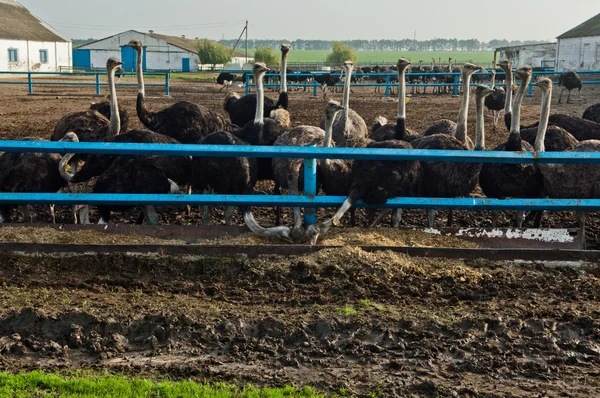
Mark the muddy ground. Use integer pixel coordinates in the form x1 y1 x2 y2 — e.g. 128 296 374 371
0 78 600 396
0 250 600 396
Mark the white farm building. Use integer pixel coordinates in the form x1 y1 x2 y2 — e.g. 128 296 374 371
494 43 557 70
74 30 247 72
0 0 71 71
556 12 600 71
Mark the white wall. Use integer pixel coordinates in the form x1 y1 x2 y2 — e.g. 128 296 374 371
498 44 556 69
83 30 200 71
0 39 71 71
557 36 600 71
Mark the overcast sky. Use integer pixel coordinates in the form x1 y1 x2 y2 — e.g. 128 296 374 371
19 0 600 42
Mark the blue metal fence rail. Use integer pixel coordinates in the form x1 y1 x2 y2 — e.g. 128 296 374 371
2 141 600 226
0 71 170 96
242 70 600 97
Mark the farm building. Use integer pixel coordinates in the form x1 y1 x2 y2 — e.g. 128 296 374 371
556 12 600 71
0 0 71 72
493 43 557 70
74 30 248 72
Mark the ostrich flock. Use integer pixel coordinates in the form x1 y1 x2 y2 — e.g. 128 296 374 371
1 42 600 245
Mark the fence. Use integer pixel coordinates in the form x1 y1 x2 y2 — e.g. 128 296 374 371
0 70 171 96
241 70 600 98
1 140 600 226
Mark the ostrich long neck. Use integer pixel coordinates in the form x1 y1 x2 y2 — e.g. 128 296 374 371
135 47 145 97
280 52 288 94
534 87 552 152
341 65 353 124
475 93 486 150
254 70 266 125
509 73 531 137
135 46 155 129
503 67 513 117
107 67 120 136
395 66 407 140
491 72 496 89
454 72 473 144
323 113 336 149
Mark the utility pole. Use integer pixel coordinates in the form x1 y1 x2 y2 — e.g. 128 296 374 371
245 20 248 63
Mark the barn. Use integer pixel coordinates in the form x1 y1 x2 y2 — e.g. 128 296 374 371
0 0 71 72
74 30 247 72
494 43 557 70
556 12 600 71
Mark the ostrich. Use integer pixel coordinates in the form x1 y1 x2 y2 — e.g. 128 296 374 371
583 103 600 124
497 60 514 131
479 65 542 228
89 101 130 133
224 44 290 127
0 132 79 224
124 39 230 143
235 63 288 182
484 69 505 132
191 130 258 226
52 110 108 143
523 114 600 141
558 71 582 104
412 63 485 227
535 78 600 238
320 61 368 147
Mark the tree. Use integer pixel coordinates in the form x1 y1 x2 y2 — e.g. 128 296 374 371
253 47 278 65
326 42 357 64
197 39 231 70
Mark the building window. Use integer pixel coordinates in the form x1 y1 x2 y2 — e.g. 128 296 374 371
8 48 18 63
39 49 48 64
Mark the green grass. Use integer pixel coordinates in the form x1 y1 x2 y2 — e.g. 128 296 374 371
0 371 324 398
249 49 494 65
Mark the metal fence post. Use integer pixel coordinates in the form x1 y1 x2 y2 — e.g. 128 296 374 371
165 72 170 96
245 73 250 95
303 153 317 225
385 75 390 97
527 79 533 96
313 77 318 97
453 73 460 97
27 72 32 94
95 73 100 95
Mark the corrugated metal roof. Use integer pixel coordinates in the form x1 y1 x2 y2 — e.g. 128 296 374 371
0 0 69 42
557 12 600 39
148 32 246 58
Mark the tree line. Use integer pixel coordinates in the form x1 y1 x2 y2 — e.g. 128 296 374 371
218 38 548 52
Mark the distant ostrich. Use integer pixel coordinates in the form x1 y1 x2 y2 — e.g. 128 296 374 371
479 65 542 228
125 39 230 143
224 44 290 127
536 77 600 236
319 60 368 147
191 131 257 226
0 133 79 224
484 69 506 131
216 72 236 92
235 63 288 182
583 103 600 124
558 71 582 104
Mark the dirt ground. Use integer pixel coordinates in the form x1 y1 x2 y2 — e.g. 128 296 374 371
1 78 600 396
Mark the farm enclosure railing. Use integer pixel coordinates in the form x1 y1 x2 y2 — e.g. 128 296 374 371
1 141 600 226
0 71 171 96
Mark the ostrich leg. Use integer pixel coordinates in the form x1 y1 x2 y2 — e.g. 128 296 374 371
558 88 565 104
274 182 282 224
144 205 159 225
391 209 402 228
567 89 572 104
224 206 235 226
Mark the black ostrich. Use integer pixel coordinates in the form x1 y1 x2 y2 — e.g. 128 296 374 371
223 44 290 127
191 131 258 226
479 65 543 228
89 101 130 133
235 62 288 182
583 103 600 124
216 72 236 92
124 40 230 143
558 71 582 104
484 69 506 132
523 114 600 141
0 133 79 224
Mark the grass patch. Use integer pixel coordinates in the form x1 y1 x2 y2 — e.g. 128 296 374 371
0 370 324 397
338 305 358 316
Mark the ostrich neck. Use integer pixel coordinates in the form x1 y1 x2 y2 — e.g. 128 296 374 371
397 68 406 120
280 52 288 94
510 74 531 136
342 66 352 125
254 71 266 125
58 152 75 182
491 73 496 89
136 48 145 96
323 114 336 149
503 68 513 116
454 73 472 144
475 95 486 150
107 67 120 136
535 88 552 152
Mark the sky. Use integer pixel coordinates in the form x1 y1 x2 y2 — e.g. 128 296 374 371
18 0 600 43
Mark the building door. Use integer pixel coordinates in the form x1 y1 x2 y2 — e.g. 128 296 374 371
182 58 190 72
121 46 146 72
72 49 91 69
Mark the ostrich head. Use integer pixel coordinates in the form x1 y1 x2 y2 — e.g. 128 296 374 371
461 63 484 78
397 58 411 72
280 44 291 53
532 77 553 92
490 69 496 77
305 219 335 246
343 60 354 73
475 85 494 101
59 132 79 143
325 100 344 118
107 57 124 73
124 39 143 51
243 211 292 243
515 65 532 81
498 59 512 73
